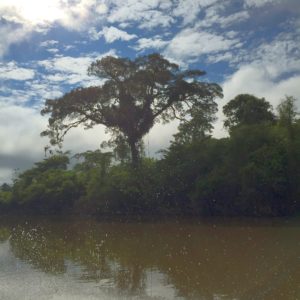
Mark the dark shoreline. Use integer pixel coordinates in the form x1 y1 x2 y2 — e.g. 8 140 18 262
1 211 299 227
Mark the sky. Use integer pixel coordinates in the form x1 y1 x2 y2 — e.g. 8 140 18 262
0 0 300 183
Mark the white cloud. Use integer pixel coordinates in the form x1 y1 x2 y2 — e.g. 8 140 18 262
40 40 59 47
231 32 300 79
90 26 137 43
0 50 117 112
0 104 46 156
39 52 112 75
223 65 273 101
39 56 89 74
25 81 63 100
0 92 30 106
0 0 109 56
252 37 300 78
196 1 227 28
0 81 63 106
63 45 76 51
147 120 179 156
0 62 35 81
0 0 108 30
47 48 60 54
107 0 174 29
164 28 241 64
173 0 219 25
0 0 64 26
0 105 48 182
58 1 108 31
218 11 250 28
244 0 280 8
134 37 168 51
226 31 239 39
197 5 249 29
39 50 117 85
0 102 108 183
207 52 233 63
46 74 67 82
0 23 32 57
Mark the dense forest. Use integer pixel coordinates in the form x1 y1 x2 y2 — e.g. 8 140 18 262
0 55 299 217
0 93 299 217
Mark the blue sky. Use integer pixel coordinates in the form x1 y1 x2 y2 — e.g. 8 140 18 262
0 0 300 183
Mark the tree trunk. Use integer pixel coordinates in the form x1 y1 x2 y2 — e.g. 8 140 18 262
129 140 139 168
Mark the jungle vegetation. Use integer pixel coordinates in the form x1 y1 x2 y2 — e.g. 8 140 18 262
0 54 299 217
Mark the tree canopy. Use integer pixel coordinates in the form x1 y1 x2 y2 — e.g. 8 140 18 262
223 94 275 130
277 96 298 138
41 53 222 166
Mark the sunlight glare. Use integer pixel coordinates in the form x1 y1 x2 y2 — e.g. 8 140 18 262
5 0 64 25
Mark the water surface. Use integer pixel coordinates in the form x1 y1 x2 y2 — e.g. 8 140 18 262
0 216 299 299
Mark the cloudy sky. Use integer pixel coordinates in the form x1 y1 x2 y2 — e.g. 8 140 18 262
0 0 300 183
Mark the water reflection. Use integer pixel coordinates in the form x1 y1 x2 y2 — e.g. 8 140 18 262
0 217 299 299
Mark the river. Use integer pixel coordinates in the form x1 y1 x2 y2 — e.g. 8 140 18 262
0 216 299 299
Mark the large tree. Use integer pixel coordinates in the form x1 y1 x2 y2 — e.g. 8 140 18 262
41 53 222 166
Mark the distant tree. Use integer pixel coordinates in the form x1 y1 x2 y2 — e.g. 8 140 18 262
277 96 298 139
34 154 70 172
173 104 216 144
74 150 113 176
100 132 143 164
223 94 275 130
41 53 222 166
0 183 11 192
0 183 12 208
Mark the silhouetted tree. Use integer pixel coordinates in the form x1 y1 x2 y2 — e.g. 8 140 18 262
41 53 222 166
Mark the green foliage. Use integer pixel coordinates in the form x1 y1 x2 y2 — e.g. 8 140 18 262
34 154 69 171
0 183 13 209
77 158 160 215
101 134 131 163
173 106 216 144
158 138 222 212
236 127 291 215
2 93 299 217
191 123 298 216
15 170 79 213
223 94 275 130
277 96 298 126
0 190 12 206
0 183 12 209
277 95 298 140
74 150 113 173
11 155 80 213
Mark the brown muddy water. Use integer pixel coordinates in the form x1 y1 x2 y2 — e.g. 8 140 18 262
0 216 299 300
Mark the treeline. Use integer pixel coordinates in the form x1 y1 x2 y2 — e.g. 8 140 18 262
0 94 299 217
